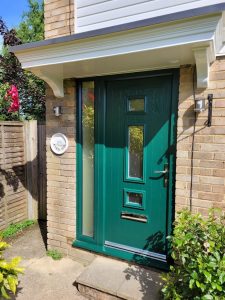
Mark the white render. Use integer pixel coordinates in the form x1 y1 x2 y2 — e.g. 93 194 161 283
75 0 225 33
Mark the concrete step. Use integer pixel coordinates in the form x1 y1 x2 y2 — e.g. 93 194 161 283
76 256 163 300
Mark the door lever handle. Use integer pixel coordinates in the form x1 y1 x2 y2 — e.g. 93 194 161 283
154 170 168 174
153 164 169 187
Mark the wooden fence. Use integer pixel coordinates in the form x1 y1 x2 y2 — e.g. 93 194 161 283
0 121 46 230
0 122 27 230
37 123 47 220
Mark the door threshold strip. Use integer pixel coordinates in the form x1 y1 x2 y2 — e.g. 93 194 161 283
105 241 166 262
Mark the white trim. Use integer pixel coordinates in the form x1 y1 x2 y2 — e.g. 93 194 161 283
13 13 224 97
16 15 220 68
34 67 64 98
193 47 211 88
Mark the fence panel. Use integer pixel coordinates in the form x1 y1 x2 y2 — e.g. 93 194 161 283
0 122 27 230
0 121 47 229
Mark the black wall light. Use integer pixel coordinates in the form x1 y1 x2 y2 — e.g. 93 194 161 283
194 94 213 127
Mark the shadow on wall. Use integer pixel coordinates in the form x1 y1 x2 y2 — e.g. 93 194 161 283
0 157 47 247
0 159 37 201
0 167 21 196
0 155 47 220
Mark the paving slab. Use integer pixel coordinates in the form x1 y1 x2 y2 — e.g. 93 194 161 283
118 264 163 300
4 224 46 262
4 224 87 300
12 256 86 300
76 256 163 300
3 224 164 299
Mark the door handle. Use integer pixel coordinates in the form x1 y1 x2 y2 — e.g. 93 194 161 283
153 164 169 187
154 170 168 174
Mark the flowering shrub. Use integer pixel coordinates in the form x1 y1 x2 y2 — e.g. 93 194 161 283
0 83 20 121
0 18 45 120
6 85 20 112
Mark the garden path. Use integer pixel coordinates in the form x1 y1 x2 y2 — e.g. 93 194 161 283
4 224 87 300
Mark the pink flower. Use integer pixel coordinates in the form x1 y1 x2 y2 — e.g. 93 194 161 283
6 85 20 113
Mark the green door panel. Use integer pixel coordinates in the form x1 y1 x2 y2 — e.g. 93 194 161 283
75 70 179 268
105 75 175 259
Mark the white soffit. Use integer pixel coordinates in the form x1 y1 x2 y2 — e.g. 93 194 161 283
14 14 224 97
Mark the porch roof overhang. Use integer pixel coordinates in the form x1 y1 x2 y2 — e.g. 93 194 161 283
11 9 225 98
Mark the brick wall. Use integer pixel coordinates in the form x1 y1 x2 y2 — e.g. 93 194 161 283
46 80 95 264
176 58 225 216
46 80 76 253
45 59 225 262
44 0 74 39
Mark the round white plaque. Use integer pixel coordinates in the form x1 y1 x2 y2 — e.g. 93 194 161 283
50 133 69 155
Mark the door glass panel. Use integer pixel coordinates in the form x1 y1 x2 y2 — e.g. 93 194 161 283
82 81 94 237
124 189 145 209
128 126 144 179
128 98 145 112
127 192 142 205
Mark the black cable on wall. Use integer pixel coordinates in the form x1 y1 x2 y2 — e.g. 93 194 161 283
189 66 197 212
69 0 72 35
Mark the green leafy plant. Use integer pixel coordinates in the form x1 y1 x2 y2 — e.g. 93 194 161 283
17 0 44 43
0 237 24 299
0 13 45 121
46 249 63 261
2 220 36 239
161 209 225 300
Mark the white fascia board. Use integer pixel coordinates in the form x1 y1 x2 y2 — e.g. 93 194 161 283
16 14 221 69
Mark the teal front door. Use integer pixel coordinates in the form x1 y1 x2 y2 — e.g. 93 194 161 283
104 73 178 265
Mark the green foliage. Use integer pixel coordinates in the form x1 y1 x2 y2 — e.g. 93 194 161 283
46 249 63 260
0 82 21 121
0 48 45 121
83 104 94 130
0 83 10 121
0 237 24 299
0 3 45 121
16 0 44 43
2 220 36 239
161 209 225 300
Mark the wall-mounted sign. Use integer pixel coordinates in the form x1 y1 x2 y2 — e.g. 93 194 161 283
50 133 68 155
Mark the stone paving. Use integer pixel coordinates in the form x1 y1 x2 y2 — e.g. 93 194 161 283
76 256 163 300
4 224 86 300
4 224 164 300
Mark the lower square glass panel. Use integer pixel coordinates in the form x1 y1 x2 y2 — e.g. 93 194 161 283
124 189 145 210
128 192 142 205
